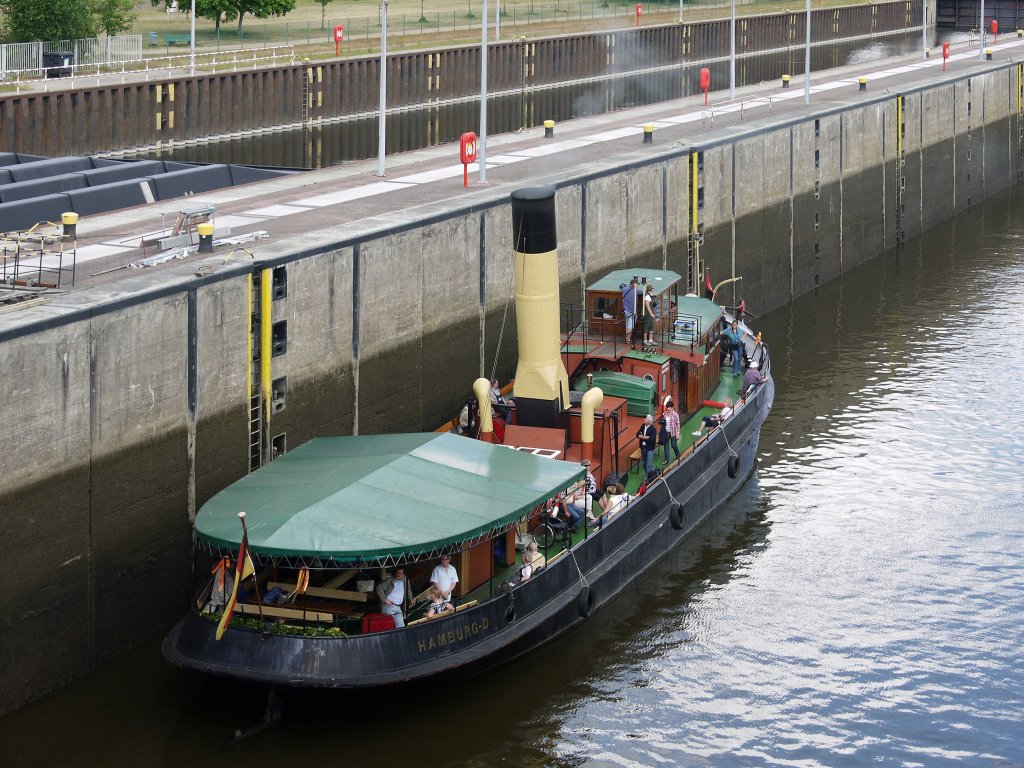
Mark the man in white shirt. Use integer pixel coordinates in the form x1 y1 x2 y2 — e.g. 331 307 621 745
431 555 459 604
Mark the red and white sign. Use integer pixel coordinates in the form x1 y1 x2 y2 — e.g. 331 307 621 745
333 25 344 56
635 3 642 26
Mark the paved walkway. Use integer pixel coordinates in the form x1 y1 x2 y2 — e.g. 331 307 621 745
48 34 1024 287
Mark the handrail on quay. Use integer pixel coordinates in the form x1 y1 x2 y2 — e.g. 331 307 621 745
3 45 297 94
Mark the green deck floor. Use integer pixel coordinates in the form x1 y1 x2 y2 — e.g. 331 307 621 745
414 369 744 617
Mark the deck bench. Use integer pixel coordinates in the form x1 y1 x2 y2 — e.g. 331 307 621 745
267 581 369 602
234 602 334 623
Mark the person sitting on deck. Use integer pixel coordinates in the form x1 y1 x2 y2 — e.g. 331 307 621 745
424 586 455 618
490 378 512 420
694 399 734 437
559 460 597 531
376 566 410 629
598 483 633 519
742 360 768 394
431 554 459 605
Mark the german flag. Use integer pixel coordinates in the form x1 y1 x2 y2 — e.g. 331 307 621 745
215 530 255 641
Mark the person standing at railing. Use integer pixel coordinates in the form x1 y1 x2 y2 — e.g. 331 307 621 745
722 319 744 376
620 279 637 347
643 284 657 347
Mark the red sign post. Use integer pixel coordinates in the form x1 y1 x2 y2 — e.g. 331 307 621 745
635 3 642 27
333 25 345 56
460 132 478 187
991 19 998 43
699 67 710 106
942 41 950 70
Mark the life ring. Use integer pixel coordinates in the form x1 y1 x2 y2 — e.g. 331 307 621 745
577 585 595 618
669 502 685 530
727 454 740 478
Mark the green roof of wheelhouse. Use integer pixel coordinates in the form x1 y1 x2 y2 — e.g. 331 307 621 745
195 433 585 561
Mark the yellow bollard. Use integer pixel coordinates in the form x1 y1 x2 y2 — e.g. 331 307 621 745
197 222 215 254
642 124 654 144
858 76 868 92
543 119 555 138
61 211 78 240
781 74 791 88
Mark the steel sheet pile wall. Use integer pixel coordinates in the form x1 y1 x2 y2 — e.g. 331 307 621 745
0 2 921 157
1 60 1019 717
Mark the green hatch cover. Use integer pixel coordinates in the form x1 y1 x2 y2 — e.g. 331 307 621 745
194 432 584 561
586 269 682 294
572 372 655 417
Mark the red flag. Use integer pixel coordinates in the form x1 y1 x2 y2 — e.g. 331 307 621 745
216 532 255 641
704 270 714 300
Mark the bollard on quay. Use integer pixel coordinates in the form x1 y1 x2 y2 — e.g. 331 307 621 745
642 124 654 144
544 119 555 138
197 222 214 254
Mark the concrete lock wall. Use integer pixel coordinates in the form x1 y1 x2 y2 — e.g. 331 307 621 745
1 63 1022 715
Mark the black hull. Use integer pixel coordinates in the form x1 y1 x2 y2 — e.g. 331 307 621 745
163 379 775 688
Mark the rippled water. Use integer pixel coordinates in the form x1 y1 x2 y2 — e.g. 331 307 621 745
3 191 1023 766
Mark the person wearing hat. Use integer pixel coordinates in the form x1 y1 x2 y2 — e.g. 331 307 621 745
742 359 767 391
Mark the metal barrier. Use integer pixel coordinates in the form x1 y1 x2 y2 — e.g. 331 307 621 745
0 35 143 79
3 45 296 94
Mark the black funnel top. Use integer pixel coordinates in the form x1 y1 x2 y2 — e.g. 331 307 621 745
511 186 557 255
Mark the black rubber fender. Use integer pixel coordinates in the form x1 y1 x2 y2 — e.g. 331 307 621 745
577 585 595 618
727 454 740 478
669 502 685 530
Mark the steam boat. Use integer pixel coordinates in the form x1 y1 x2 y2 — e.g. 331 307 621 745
163 187 775 689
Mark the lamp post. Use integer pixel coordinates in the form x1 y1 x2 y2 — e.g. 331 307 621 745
978 0 986 60
922 0 927 59
377 0 388 177
480 0 488 183
729 0 736 99
190 0 196 75
803 0 811 105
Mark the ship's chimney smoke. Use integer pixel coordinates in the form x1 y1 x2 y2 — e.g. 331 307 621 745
510 186 569 428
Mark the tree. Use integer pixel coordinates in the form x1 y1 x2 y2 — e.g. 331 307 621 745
2 0 95 43
152 0 294 35
0 0 137 43
93 0 136 36
313 0 335 30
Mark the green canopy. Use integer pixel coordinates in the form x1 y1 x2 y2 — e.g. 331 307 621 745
195 432 584 562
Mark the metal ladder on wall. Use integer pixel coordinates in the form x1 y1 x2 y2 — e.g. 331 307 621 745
248 273 263 473
895 94 906 245
1017 64 1024 186
687 150 704 293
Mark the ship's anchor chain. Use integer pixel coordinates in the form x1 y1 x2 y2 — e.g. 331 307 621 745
229 688 282 746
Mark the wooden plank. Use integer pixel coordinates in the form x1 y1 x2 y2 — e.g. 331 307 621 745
544 549 568 568
407 599 480 627
322 569 357 589
267 581 368 602
235 602 334 623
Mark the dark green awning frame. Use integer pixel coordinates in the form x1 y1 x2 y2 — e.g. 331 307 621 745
195 433 584 566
